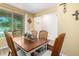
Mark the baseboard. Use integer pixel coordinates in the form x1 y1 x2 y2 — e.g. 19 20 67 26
60 53 67 56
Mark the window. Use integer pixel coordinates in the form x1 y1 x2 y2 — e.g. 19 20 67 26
0 9 24 48
13 13 23 37
0 9 12 38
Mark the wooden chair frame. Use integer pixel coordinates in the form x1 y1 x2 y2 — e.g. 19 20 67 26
4 32 17 56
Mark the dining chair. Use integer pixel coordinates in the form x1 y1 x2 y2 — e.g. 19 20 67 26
12 30 22 37
4 31 26 56
42 33 66 56
39 30 48 40
32 30 37 39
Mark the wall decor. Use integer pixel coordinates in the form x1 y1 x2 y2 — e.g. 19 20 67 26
59 3 67 13
28 18 32 24
72 10 79 20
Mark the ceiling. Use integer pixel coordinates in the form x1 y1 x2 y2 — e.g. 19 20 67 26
8 3 56 14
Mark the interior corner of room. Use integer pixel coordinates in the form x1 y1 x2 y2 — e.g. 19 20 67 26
0 3 79 56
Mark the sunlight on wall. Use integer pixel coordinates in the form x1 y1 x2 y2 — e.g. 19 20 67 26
34 12 57 40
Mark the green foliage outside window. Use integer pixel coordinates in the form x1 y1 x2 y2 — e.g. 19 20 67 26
0 9 23 38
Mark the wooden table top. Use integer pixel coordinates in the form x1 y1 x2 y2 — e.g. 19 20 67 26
13 37 48 52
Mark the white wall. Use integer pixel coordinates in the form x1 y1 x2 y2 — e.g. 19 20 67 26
34 12 57 40
57 3 79 56
34 16 43 32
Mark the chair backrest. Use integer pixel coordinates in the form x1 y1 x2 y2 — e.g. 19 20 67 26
51 33 66 56
4 32 17 56
12 30 22 37
32 30 37 39
39 30 48 40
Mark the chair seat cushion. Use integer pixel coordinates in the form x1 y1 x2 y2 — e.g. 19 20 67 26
17 50 26 56
42 50 51 56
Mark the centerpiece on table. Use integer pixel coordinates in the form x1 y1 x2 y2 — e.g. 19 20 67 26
24 32 36 42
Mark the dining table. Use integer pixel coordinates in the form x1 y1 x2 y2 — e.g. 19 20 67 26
13 36 49 56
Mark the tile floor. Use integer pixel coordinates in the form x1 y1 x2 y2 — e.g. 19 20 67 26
0 48 9 56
